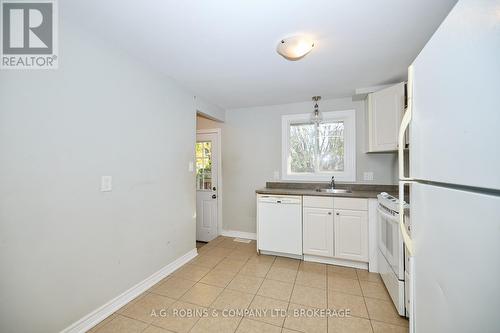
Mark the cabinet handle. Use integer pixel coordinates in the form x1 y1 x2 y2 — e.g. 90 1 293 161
336 212 340 216
328 212 332 215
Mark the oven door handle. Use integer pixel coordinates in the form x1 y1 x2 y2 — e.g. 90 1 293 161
377 206 400 224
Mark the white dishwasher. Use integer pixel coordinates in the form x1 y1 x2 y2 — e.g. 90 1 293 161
257 195 302 257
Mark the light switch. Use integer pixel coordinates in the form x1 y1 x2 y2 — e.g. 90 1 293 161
101 176 112 192
363 172 374 181
188 161 194 172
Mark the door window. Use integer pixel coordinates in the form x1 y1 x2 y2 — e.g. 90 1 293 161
196 141 212 190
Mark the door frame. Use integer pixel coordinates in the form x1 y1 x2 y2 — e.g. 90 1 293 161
196 128 222 237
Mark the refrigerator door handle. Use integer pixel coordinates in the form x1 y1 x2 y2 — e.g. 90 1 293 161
399 181 414 256
399 65 414 181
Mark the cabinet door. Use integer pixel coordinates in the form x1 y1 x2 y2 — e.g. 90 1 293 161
334 209 368 262
367 82 405 152
303 207 334 257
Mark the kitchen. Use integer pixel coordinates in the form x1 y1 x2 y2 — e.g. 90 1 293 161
1 1 499 333
254 82 409 320
246 2 500 332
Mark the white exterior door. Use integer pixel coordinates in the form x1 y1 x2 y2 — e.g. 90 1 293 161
196 132 218 242
334 209 368 262
303 207 334 257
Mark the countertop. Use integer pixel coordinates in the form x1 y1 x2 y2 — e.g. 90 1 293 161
255 182 398 199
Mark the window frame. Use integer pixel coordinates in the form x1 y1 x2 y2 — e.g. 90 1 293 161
281 110 356 182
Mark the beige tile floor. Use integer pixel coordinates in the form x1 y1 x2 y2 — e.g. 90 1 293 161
88 236 408 333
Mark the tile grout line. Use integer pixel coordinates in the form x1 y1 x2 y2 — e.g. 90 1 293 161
98 237 406 333
356 269 375 333
221 243 272 333
186 238 253 333
236 253 280 331
146 237 242 333
283 260 300 331
96 237 235 333
326 263 329 333
186 238 268 333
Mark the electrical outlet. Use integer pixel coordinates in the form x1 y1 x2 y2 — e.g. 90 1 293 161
101 176 112 192
188 161 194 172
273 170 280 180
363 172 374 181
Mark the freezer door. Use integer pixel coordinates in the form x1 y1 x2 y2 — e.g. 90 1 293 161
411 183 500 333
409 0 500 190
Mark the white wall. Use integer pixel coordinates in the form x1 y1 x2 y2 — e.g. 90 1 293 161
0 18 196 333
222 98 397 233
195 96 225 122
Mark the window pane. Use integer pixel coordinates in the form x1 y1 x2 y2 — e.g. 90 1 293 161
318 121 344 171
289 123 315 173
195 141 212 190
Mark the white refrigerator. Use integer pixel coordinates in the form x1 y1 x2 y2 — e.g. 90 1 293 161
398 1 500 332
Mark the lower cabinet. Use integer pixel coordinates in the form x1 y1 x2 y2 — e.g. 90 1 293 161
303 207 334 257
334 209 369 262
302 196 369 264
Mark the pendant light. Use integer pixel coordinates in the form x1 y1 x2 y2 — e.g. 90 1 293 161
311 96 322 125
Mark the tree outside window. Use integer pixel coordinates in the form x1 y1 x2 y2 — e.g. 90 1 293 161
282 110 356 181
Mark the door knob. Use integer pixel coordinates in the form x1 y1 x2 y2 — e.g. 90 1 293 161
212 194 217 199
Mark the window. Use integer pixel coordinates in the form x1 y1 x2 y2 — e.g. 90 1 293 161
195 141 212 190
282 110 356 181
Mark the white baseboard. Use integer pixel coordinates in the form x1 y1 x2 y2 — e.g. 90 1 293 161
303 254 368 270
259 250 303 260
61 248 198 333
221 229 256 240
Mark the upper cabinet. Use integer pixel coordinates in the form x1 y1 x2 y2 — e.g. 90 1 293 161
366 82 406 152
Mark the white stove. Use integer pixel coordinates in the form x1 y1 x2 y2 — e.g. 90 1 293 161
377 192 409 317
377 192 408 212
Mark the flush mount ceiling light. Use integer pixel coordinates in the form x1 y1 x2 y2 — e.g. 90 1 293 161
276 35 314 60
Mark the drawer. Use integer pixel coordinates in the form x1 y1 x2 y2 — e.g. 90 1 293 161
303 196 334 209
334 197 368 211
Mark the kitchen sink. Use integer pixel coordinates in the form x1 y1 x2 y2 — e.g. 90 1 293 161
316 188 352 194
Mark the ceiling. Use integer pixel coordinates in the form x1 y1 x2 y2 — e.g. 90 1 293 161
65 0 457 109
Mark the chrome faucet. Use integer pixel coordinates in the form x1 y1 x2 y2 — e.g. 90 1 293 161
330 176 336 189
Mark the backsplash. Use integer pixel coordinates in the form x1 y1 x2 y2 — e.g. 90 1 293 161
265 181 397 193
